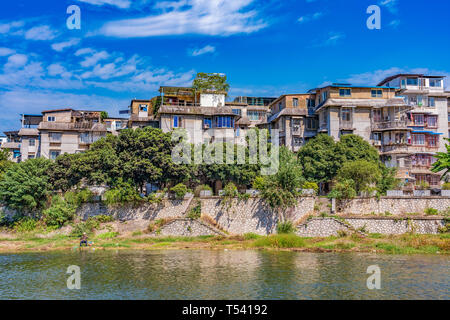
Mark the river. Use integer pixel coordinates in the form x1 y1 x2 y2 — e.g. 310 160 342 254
0 250 448 299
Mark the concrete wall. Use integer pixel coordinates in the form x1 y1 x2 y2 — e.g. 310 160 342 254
151 218 225 237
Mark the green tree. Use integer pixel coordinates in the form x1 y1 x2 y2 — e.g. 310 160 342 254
0 149 13 179
192 72 230 93
377 166 399 195
0 158 52 212
335 160 381 194
334 134 380 164
432 138 450 179
297 134 338 183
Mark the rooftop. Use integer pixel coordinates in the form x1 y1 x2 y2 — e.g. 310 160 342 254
378 74 446 86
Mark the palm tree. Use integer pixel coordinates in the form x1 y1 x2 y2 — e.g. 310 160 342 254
432 138 450 180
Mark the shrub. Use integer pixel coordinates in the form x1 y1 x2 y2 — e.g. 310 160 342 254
253 234 306 248
104 183 141 206
442 182 450 190
71 218 100 237
252 176 266 191
302 181 319 194
424 208 438 216
337 230 348 237
187 200 201 219
243 233 261 240
416 181 430 190
276 221 295 234
96 232 118 239
13 217 37 233
194 184 212 197
42 196 76 228
170 183 191 199
95 215 114 223
64 189 94 207
223 182 238 197
238 193 251 201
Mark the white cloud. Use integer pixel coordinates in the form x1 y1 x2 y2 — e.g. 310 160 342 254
76 0 131 9
310 31 345 47
51 39 81 52
79 50 110 68
298 12 323 23
99 0 267 37
379 0 399 14
0 20 24 34
25 25 57 41
4 54 28 69
0 47 15 56
344 67 450 90
75 48 95 56
189 45 216 56
389 20 400 28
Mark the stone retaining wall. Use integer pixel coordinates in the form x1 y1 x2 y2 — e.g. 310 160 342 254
201 197 316 235
296 218 356 237
344 217 445 235
150 218 225 237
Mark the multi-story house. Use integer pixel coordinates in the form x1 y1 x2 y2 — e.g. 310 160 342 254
157 86 242 145
233 96 277 107
0 136 7 147
377 74 449 188
18 114 43 160
38 109 107 160
103 117 129 135
1 131 21 162
127 99 159 129
267 94 318 151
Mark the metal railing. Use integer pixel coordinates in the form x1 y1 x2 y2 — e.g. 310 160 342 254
372 120 409 130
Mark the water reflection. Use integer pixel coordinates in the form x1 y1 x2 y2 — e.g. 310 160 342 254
0 250 448 300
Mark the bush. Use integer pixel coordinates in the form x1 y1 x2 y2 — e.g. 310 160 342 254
42 196 76 228
328 179 356 200
223 182 238 197
243 232 261 240
95 215 114 223
187 200 201 219
170 183 191 199
71 218 100 237
194 184 212 197
253 234 306 248
104 182 142 206
252 176 266 191
442 183 450 190
13 217 37 233
276 221 295 234
425 208 438 216
302 181 319 194
64 189 94 207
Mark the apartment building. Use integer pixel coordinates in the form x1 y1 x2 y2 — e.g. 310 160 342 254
0 136 6 148
38 109 107 160
378 74 449 188
127 99 159 129
157 86 242 145
268 94 318 151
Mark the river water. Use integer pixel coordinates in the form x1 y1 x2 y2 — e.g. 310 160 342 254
0 250 448 299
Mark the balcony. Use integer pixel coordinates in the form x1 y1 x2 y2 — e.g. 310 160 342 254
372 120 410 131
318 123 328 132
381 144 439 155
339 121 354 130
292 126 302 135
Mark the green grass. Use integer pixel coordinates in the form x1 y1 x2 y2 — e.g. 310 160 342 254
253 234 306 248
96 232 119 239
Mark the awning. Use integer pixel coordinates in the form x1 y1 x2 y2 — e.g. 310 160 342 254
411 130 443 135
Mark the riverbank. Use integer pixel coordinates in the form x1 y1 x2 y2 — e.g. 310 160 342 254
0 232 448 255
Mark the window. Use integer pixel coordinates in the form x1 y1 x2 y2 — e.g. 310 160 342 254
204 117 212 129
339 89 351 97
307 99 315 108
248 111 260 121
321 90 328 102
407 78 418 86
79 132 91 144
29 139 35 147
417 95 423 106
413 114 424 125
214 116 234 128
373 109 382 122
47 116 55 122
50 150 61 160
371 90 383 98
341 108 352 122
28 155 35 159
293 137 302 146
429 79 442 87
139 104 148 112
427 135 438 147
429 97 435 107
401 79 406 88
49 132 61 142
372 132 382 142
236 127 240 137
306 118 318 130
232 109 241 116
278 102 283 112
426 116 437 128
412 134 425 145
292 98 299 107
173 116 181 128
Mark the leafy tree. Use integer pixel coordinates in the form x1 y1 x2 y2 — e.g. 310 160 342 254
298 134 338 183
0 158 52 212
377 166 400 195
335 160 381 194
100 111 109 121
334 134 380 164
42 196 76 228
192 72 230 93
432 138 450 179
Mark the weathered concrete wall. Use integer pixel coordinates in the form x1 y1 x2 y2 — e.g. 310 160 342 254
340 197 450 215
345 217 445 235
151 218 225 237
201 197 316 235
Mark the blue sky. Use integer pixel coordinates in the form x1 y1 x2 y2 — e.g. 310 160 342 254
0 0 449 132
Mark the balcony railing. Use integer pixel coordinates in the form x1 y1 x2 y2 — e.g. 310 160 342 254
372 120 409 131
340 121 354 130
162 101 200 107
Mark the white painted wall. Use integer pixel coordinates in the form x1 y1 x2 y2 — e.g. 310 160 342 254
200 93 225 107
